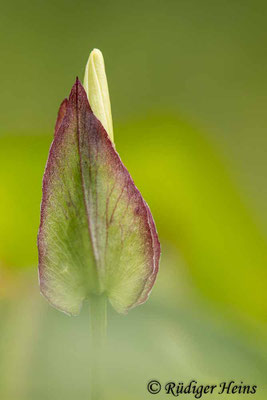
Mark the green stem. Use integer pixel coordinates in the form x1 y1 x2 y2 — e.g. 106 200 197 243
89 294 107 400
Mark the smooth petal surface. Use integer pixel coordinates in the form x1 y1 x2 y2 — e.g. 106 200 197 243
38 79 160 315
83 49 114 142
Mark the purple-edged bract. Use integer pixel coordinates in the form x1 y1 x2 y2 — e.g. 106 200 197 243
38 79 160 315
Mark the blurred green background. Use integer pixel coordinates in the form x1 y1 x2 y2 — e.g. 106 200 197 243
0 0 267 399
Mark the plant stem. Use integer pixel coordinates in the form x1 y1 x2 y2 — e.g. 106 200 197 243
89 293 107 400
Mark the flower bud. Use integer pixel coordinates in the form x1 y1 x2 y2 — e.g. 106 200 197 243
83 49 114 143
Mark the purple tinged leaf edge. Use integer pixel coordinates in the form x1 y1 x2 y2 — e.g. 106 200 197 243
38 79 160 314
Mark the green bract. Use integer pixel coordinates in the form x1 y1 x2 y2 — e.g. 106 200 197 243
37 78 160 315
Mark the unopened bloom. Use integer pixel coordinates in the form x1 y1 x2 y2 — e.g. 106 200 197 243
38 49 160 315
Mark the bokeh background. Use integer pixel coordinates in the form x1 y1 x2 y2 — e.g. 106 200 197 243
0 0 267 399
